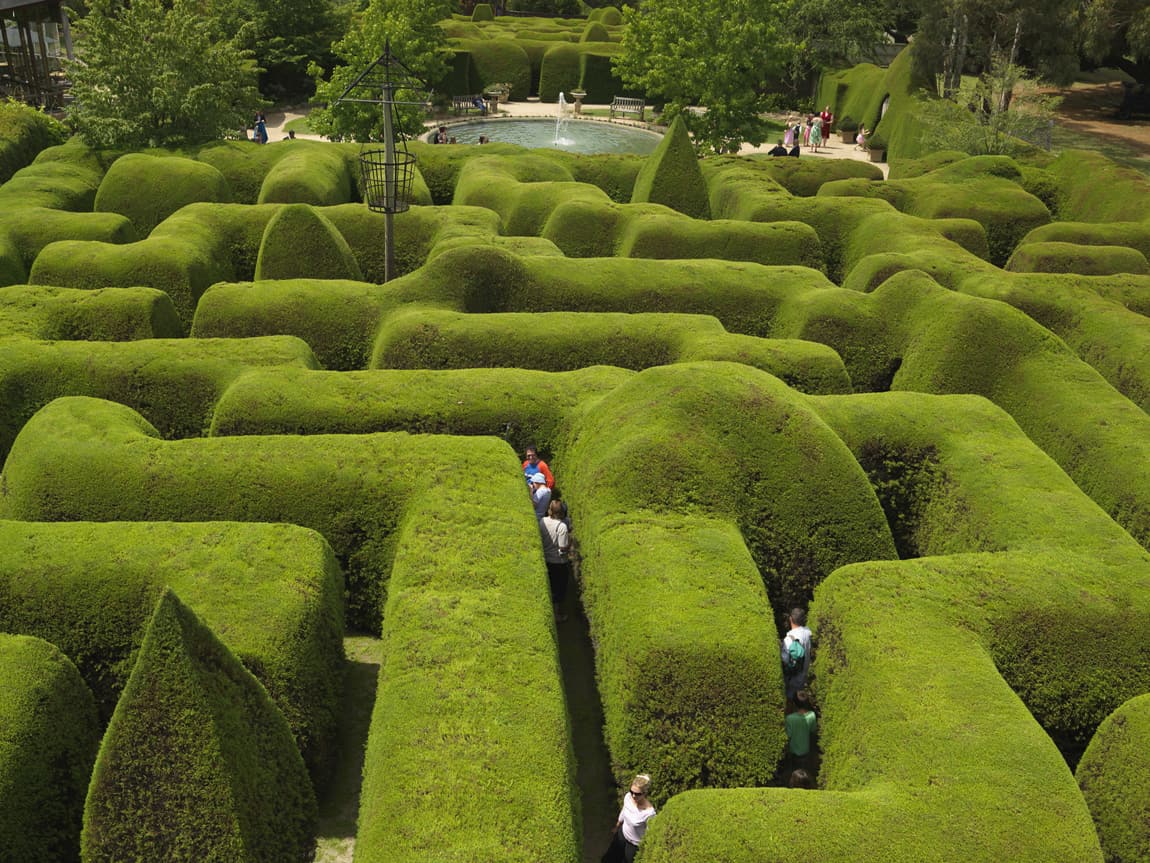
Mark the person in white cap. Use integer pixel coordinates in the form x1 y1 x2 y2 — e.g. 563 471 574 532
529 472 551 518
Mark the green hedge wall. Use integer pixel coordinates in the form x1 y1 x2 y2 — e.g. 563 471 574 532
0 335 316 460
354 461 579 863
94 153 233 237
0 519 345 784
370 307 850 394
1005 241 1149 276
254 203 363 281
0 633 99 863
0 101 68 183
1076 693 1150 863
562 363 896 799
631 116 710 219
538 42 582 102
0 285 182 341
80 590 317 863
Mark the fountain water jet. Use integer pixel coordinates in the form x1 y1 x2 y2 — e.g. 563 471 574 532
555 93 573 147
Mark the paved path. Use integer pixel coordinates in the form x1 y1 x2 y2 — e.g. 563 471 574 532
262 99 889 177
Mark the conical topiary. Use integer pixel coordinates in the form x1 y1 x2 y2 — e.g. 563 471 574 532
630 115 711 220
80 589 317 863
254 203 363 281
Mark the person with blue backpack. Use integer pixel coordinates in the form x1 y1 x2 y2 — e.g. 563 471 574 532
781 607 812 703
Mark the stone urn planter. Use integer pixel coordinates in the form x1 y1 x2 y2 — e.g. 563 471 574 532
867 146 886 163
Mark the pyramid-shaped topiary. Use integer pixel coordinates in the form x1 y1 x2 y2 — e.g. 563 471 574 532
255 203 363 281
80 589 317 863
630 115 710 220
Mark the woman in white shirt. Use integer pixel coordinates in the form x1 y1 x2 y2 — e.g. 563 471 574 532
612 773 656 861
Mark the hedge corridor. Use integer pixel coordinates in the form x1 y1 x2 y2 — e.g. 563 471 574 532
1 59 1150 861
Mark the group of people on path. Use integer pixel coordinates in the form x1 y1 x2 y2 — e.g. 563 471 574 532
781 607 818 787
779 106 834 155
524 447 572 622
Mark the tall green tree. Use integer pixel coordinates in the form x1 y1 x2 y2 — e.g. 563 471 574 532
783 0 893 91
613 0 797 155
1078 0 1150 86
66 0 261 148
309 0 451 142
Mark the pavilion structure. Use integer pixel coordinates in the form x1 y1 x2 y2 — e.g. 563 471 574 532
0 0 72 109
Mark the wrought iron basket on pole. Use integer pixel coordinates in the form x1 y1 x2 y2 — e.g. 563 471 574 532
335 40 430 279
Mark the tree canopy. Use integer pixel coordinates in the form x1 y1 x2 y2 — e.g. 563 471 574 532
614 0 797 155
66 0 261 148
309 0 452 143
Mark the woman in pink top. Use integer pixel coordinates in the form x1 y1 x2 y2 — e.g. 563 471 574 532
611 773 656 862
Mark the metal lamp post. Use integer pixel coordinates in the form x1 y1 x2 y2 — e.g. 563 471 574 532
334 40 429 282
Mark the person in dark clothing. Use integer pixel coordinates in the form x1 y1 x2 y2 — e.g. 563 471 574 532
767 138 789 156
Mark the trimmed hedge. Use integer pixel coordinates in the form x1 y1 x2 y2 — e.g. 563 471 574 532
94 152 233 237
354 455 579 863
255 203 364 281
256 142 355 206
0 519 345 784
538 42 582 102
1005 241 1149 276
0 335 317 460
370 307 850 394
1077 693 1150 863
562 363 896 799
639 386 1150 862
0 100 68 183
0 285 182 340
631 116 710 219
80 590 317 863
0 633 100 863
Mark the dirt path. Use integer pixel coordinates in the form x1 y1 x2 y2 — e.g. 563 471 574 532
1049 80 1150 172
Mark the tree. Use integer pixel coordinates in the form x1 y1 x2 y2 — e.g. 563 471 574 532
917 54 1060 155
1078 0 1150 86
782 0 893 94
910 0 1079 94
66 0 262 148
309 0 452 143
613 0 797 155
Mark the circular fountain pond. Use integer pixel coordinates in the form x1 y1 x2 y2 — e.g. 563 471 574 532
429 118 662 155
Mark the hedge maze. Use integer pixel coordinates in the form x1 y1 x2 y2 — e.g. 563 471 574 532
3 51 1150 863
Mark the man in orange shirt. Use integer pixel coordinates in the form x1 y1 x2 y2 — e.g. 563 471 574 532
522 445 554 489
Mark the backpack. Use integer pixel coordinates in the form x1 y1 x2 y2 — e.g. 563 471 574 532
782 637 805 677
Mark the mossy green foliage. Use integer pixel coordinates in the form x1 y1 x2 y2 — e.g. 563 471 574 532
819 155 1051 266
80 590 317 863
538 42 582 102
2 396 514 633
562 364 896 798
255 204 364 281
461 37 532 99
1021 220 1150 262
209 366 628 443
0 285 182 340
1077 693 1150 863
471 2 494 20
0 100 68 183
0 634 99 863
0 152 136 280
631 116 710 220
581 20 609 42
256 141 355 206
0 335 316 459
354 463 579 863
615 212 822 268
371 307 849 394
705 152 884 198
642 386 1150 861
94 153 233 237
1044 149 1150 223
0 520 345 784
1005 241 1149 275
578 45 631 102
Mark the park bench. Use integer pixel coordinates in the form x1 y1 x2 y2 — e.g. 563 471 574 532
609 96 645 121
453 94 488 115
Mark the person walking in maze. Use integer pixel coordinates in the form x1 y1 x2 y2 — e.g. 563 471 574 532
522 445 555 489
607 774 657 863
785 688 818 773
530 473 551 518
539 498 572 622
781 607 813 702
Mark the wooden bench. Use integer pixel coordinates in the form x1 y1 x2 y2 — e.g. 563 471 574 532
609 96 645 121
453 94 488 115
